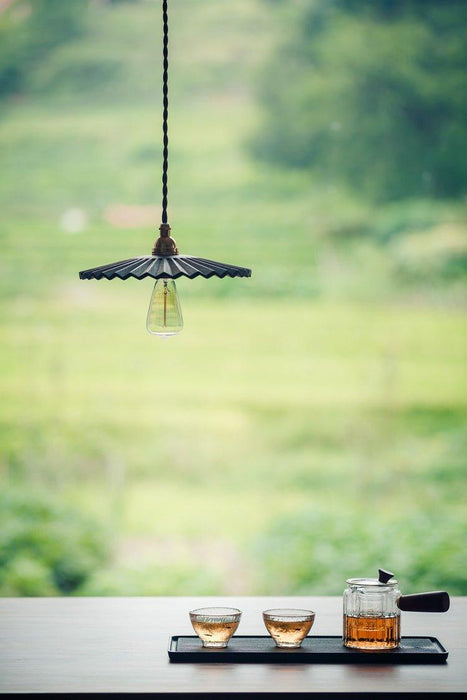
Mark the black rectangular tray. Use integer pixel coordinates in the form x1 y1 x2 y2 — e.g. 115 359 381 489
168 635 448 664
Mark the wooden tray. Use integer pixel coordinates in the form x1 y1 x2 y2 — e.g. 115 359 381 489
168 635 448 664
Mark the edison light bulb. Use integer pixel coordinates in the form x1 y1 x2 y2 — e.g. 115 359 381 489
146 279 183 336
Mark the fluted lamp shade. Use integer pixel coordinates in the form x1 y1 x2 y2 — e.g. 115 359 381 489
79 254 252 281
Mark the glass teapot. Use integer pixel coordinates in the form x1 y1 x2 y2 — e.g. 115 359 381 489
343 569 450 650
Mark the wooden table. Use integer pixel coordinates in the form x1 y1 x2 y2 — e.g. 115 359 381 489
0 596 464 697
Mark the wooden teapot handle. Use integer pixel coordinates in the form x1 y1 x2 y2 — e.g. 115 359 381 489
397 591 450 612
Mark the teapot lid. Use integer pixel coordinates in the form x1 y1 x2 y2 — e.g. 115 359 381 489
346 568 398 586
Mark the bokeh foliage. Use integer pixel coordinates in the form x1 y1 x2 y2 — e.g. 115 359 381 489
0 0 88 96
253 506 467 595
252 0 467 200
0 489 109 595
0 0 466 597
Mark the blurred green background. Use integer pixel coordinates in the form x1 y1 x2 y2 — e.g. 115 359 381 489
1 0 466 597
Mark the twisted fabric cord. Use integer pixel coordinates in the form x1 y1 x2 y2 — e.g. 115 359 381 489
161 0 169 224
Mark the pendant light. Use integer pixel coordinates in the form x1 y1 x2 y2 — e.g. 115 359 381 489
79 0 251 337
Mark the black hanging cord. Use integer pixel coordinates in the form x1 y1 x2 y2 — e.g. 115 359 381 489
161 0 169 224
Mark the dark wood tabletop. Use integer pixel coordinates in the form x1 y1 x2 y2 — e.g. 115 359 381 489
0 596 464 697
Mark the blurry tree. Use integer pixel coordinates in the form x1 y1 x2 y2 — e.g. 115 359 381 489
0 489 109 595
252 505 467 595
252 0 467 200
0 0 88 97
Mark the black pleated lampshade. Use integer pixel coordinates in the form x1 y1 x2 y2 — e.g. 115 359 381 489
79 254 251 281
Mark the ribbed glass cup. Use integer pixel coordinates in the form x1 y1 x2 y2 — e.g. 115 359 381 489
189 607 241 648
263 608 315 648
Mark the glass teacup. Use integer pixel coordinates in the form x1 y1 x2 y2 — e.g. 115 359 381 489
189 607 242 648
263 608 315 648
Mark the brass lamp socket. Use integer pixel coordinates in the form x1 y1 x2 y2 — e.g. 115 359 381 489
152 223 179 256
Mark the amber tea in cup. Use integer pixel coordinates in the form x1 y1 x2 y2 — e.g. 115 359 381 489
189 607 241 648
263 608 315 648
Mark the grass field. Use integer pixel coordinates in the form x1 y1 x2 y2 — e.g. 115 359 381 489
1 0 466 597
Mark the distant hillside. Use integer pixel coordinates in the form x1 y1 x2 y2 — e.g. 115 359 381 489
0 0 279 103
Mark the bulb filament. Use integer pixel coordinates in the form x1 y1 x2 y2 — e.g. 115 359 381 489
146 278 183 337
163 280 168 327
